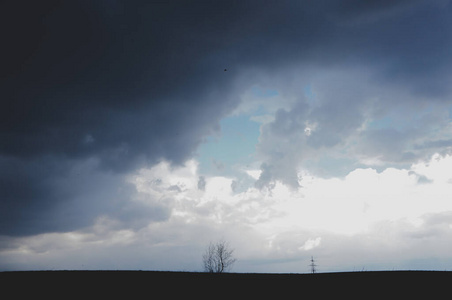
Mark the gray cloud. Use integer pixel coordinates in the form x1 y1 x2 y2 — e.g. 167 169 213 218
256 75 452 186
197 176 206 191
255 101 310 188
254 2 452 186
0 155 170 236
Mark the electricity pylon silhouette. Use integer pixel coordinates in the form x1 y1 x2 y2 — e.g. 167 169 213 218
309 256 317 274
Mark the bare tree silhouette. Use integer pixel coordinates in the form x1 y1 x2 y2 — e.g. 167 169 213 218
203 240 236 273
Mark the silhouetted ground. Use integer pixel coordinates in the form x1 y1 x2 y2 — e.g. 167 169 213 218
1 270 450 298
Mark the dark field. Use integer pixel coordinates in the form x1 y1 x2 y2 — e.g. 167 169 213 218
1 270 451 297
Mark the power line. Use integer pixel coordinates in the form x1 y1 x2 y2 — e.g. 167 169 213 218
309 256 317 274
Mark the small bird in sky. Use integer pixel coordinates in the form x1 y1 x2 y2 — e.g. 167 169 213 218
224 68 227 72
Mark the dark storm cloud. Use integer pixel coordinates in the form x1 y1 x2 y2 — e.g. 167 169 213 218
0 156 109 235
1 1 244 235
2 0 452 235
0 155 170 236
3 0 451 164
1 1 243 167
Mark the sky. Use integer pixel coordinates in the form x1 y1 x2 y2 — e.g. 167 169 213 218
1 0 452 272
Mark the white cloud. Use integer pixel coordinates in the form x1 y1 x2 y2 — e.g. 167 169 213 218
304 121 318 137
411 153 452 184
245 169 262 180
263 155 452 236
2 154 452 272
299 237 322 251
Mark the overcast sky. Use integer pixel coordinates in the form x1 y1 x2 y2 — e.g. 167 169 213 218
2 0 452 272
